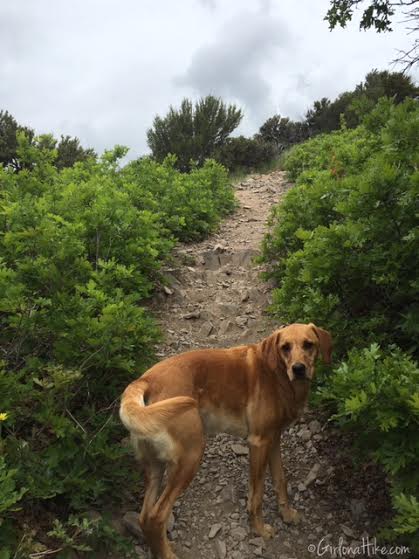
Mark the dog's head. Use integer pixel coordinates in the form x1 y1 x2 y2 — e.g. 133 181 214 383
260 323 332 383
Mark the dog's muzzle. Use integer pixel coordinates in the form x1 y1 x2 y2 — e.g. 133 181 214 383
292 362 307 380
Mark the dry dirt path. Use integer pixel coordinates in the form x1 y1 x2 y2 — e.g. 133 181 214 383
121 171 389 559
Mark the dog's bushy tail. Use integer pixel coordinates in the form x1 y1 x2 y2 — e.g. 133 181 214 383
119 380 197 438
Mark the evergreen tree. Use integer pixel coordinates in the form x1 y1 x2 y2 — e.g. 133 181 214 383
147 96 243 172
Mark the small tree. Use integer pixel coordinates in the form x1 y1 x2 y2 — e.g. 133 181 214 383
258 115 309 150
356 69 419 103
0 110 34 170
215 136 276 172
147 96 243 172
55 135 96 169
0 111 96 171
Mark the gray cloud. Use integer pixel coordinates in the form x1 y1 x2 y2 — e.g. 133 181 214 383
0 0 417 157
176 7 291 128
197 0 217 10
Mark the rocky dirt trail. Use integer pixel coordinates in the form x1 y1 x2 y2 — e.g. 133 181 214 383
121 171 389 559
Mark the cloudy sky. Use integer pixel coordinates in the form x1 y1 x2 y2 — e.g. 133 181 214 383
1 0 417 159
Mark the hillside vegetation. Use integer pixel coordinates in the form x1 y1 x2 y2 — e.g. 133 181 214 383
261 98 419 551
0 139 234 557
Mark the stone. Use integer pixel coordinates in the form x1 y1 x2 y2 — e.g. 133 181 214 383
341 524 357 538
308 419 322 434
299 428 311 442
350 498 366 520
231 443 249 456
249 537 265 548
304 463 321 487
219 319 238 335
182 310 201 319
241 290 250 302
218 484 237 503
202 251 221 270
122 511 143 541
231 526 247 541
297 482 307 492
215 539 227 559
163 285 174 295
209 523 222 539
235 316 248 328
199 321 214 337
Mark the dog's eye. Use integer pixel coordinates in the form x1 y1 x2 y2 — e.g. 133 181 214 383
303 340 314 350
281 343 291 353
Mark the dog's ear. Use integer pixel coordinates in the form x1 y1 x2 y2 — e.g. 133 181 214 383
310 324 332 364
261 330 281 371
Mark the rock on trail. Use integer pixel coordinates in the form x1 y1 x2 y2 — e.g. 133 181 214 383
120 171 390 559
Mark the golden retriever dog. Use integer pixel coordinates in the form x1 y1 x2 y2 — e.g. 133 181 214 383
120 323 332 559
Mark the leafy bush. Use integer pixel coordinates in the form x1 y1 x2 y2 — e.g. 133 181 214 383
124 156 235 241
280 123 378 181
147 96 243 172
319 345 419 490
318 345 419 552
390 493 419 552
0 137 234 555
263 98 419 357
257 115 309 152
214 135 276 173
258 71 418 154
261 98 419 548
0 110 96 171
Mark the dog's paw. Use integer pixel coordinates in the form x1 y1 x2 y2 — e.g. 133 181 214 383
162 550 179 559
281 506 300 525
256 523 275 539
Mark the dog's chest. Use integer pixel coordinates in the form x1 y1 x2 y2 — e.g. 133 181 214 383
200 409 248 437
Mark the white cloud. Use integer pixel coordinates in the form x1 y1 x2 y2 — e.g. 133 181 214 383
0 0 417 158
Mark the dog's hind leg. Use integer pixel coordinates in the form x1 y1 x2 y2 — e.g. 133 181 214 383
143 410 205 559
139 460 165 528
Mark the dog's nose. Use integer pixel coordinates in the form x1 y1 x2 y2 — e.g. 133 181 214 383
292 363 306 378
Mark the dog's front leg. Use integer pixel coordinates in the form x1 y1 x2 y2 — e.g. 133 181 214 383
269 435 300 525
247 437 275 539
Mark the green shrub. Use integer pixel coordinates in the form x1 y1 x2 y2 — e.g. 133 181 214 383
123 156 235 241
319 345 419 488
146 96 243 172
390 493 419 552
0 137 234 555
257 70 419 145
214 135 277 173
261 98 419 549
318 345 419 551
281 124 378 181
263 98 419 357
